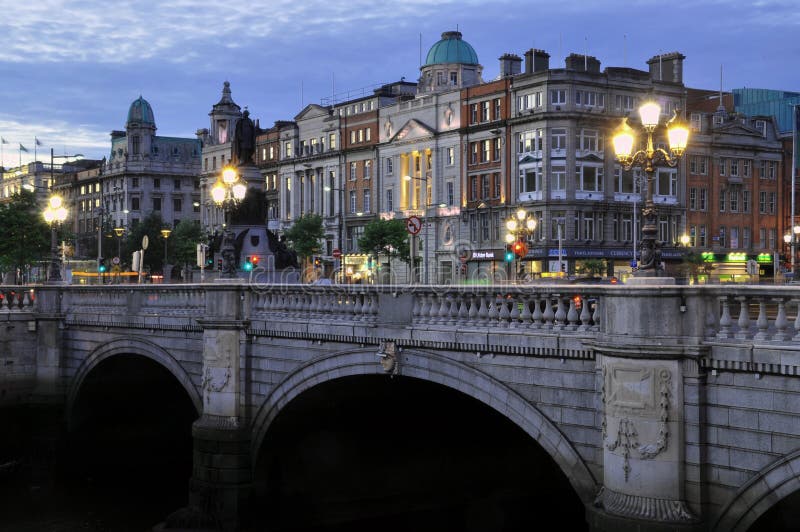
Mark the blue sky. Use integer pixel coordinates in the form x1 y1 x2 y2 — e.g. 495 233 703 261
1 0 797 166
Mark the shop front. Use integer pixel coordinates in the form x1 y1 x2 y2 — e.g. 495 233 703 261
465 249 508 284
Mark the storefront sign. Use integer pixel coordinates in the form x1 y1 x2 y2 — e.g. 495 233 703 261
470 250 497 261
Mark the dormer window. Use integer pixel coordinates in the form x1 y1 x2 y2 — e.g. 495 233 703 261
754 120 766 137
713 115 724 126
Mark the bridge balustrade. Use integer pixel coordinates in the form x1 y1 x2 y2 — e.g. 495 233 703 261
0 286 35 311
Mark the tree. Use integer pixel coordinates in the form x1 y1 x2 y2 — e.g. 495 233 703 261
576 259 606 277
681 251 714 284
358 219 410 282
283 213 324 280
122 212 167 274
172 220 204 280
0 190 50 283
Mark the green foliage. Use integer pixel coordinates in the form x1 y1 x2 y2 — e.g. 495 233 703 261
122 212 168 272
283 213 324 259
576 259 606 277
171 220 204 268
0 190 50 280
358 219 410 263
681 251 715 282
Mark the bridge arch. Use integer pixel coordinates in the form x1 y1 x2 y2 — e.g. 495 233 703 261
66 336 202 426
251 347 598 503
713 449 800 532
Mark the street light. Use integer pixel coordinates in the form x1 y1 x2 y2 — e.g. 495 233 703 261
211 166 247 279
612 102 689 275
505 208 537 281
43 194 68 282
114 227 125 258
160 228 172 278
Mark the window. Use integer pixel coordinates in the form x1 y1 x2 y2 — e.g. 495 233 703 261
550 89 566 105
759 191 767 214
699 188 708 211
153 198 161 211
450 72 458 85
730 227 739 249
446 181 454 206
132 135 140 155
470 175 478 200
481 174 490 199
575 164 603 192
471 143 478 164
364 160 372 179
769 192 776 214
759 228 766 248
285 141 292 157
329 133 336 150
349 190 357 213
470 104 478 123
699 225 707 247
132 178 139 188
480 212 489 241
363 190 371 212
493 173 501 198
730 189 739 212
754 120 766 136
576 129 602 151
153 178 160 189
743 160 751 177
365 128 371 142
358 129 364 143
519 165 541 193
743 190 750 213
719 226 727 248
730 159 739 177
386 189 393 211
174 179 181 190
494 98 501 120
481 101 490 122
690 113 702 131
743 227 751 249
689 188 697 210
551 128 566 150
551 212 566 239
350 162 357 180
768 161 777 180
173 198 182 212
518 129 543 153
719 190 726 212
447 147 455 166
769 229 777 251
482 140 491 162
131 197 140 211
551 165 566 191
193 201 200 213
719 158 727 176
493 138 501 161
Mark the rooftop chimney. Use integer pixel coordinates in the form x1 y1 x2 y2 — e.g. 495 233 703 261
647 52 686 83
499 53 522 77
565 53 600 73
524 49 550 74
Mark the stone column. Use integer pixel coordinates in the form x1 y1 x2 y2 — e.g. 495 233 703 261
177 285 251 530
32 286 65 403
588 285 704 532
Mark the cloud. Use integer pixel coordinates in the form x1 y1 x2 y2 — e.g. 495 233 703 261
0 116 108 166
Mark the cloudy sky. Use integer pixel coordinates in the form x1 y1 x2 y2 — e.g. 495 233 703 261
1 0 797 166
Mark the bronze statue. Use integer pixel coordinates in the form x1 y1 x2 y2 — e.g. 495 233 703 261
233 109 256 166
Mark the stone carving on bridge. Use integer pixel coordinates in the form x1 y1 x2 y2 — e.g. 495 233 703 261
603 365 672 481
376 340 399 375
201 330 234 402
201 366 231 397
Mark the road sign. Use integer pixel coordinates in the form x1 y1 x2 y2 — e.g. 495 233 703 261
142 235 149 250
406 216 422 235
332 248 342 259
112 256 120 265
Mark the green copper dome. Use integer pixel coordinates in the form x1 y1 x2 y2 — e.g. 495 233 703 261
127 96 155 127
424 31 479 66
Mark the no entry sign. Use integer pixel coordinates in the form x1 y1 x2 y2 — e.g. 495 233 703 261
406 216 422 235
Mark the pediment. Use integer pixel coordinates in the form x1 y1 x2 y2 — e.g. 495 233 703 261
714 122 764 138
294 104 330 121
389 119 436 143
518 155 541 164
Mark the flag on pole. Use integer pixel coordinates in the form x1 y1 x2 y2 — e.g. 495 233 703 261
0 137 7 144
19 144 28 153
35 137 42 146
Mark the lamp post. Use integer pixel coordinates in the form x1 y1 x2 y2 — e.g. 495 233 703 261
612 102 689 275
114 227 125 259
211 166 247 279
160 228 172 279
504 208 537 281
43 195 68 282
324 184 345 283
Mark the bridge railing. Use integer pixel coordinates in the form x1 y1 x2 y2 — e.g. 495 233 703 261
0 286 36 311
701 286 800 342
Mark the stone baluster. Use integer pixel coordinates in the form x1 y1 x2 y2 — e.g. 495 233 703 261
411 293 422 323
487 294 501 325
518 294 532 328
427 293 439 324
436 293 450 325
477 293 489 326
499 294 512 328
735 296 750 340
530 295 543 329
567 297 580 330
754 299 769 341
416 294 429 324
773 298 789 341
717 297 732 339
591 297 601 331
456 293 469 325
578 296 591 332
793 299 800 342
448 293 459 325
467 293 479 326
542 295 555 329
554 295 567 330
369 292 379 323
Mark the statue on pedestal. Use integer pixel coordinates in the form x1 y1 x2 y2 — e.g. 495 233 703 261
233 109 256 167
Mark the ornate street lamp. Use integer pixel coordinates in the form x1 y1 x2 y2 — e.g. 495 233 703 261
114 227 125 259
43 195 68 282
211 166 247 279
160 228 172 278
612 102 689 274
505 208 537 280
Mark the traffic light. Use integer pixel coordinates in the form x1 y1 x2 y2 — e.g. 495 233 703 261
217 258 223 270
314 256 321 267
504 245 515 263
512 240 528 258
98 258 106 273
251 255 260 267
243 257 254 272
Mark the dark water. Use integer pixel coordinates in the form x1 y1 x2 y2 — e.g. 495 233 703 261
2 365 588 532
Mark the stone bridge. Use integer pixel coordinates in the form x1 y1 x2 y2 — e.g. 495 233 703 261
3 282 800 530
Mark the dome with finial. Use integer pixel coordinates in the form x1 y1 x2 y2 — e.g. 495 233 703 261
424 31 479 66
126 95 155 128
